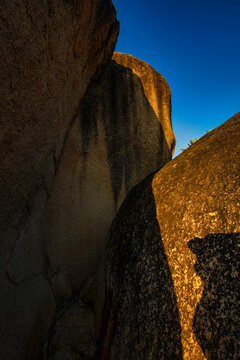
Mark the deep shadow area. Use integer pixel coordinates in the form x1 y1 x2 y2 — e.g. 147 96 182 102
78 60 172 208
100 172 183 359
188 233 240 360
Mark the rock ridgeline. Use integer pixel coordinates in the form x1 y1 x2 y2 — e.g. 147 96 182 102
101 112 240 359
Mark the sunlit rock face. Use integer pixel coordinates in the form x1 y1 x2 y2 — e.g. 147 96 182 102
112 52 176 157
46 53 175 293
101 112 240 360
0 0 118 359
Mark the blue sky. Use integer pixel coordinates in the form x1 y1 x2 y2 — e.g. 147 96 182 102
113 0 240 156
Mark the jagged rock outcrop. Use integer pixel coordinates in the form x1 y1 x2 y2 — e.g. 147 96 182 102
101 112 240 359
0 1 118 359
46 53 175 295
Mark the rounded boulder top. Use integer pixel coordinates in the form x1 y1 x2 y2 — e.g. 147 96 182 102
113 52 175 155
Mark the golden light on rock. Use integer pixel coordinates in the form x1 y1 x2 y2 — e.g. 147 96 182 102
152 176 206 359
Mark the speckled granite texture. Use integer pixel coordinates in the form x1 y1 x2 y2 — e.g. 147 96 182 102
101 112 240 359
99 172 183 359
189 233 240 360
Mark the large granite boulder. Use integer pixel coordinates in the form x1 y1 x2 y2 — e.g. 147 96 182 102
112 52 175 157
101 112 240 359
46 53 175 294
0 1 118 359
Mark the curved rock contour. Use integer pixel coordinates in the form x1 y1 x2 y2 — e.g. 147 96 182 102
101 112 240 360
113 52 176 156
46 53 175 294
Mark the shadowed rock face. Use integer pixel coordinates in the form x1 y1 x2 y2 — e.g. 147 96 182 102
101 112 240 359
189 233 240 360
0 0 118 231
99 172 183 359
112 52 176 156
0 1 118 359
46 53 175 295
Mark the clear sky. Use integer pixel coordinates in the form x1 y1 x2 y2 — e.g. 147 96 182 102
113 0 240 156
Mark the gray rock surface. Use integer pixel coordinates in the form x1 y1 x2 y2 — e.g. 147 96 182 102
101 112 240 359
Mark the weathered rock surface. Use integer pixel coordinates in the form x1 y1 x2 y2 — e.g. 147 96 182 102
45 53 175 358
46 299 96 360
112 52 175 156
0 1 118 359
46 52 175 294
101 112 240 359
0 0 118 231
